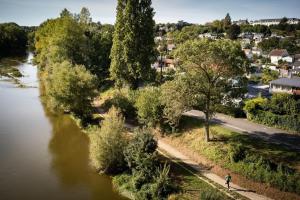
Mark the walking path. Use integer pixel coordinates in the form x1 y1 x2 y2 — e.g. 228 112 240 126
96 105 273 200
158 139 273 200
122 123 272 200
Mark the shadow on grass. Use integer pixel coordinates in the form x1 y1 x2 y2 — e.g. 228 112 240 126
230 187 256 193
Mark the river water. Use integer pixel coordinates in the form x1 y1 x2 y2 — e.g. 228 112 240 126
0 53 126 200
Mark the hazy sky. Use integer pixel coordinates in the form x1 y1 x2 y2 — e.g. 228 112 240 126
0 0 300 26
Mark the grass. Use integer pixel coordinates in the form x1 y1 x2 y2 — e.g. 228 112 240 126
158 151 240 200
165 115 300 196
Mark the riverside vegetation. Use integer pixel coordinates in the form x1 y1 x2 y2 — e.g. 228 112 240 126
14 0 299 199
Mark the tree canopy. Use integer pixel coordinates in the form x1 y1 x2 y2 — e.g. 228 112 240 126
174 39 248 141
110 0 156 89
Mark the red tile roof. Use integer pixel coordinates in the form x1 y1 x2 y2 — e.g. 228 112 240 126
269 49 289 57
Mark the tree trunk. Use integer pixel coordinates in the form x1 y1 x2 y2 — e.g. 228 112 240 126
204 112 210 142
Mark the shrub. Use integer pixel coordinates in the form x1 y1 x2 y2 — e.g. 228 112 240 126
46 61 98 122
102 88 137 119
228 144 247 163
135 87 163 127
89 107 127 174
124 128 158 171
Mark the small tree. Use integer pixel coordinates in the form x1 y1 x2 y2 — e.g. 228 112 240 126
226 24 241 40
135 87 163 127
46 61 97 120
89 107 127 174
174 39 247 141
160 76 194 130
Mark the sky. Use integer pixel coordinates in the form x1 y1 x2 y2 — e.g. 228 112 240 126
0 0 300 26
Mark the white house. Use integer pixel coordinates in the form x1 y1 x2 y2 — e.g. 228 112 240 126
252 47 262 56
243 49 253 59
250 18 300 26
269 49 289 65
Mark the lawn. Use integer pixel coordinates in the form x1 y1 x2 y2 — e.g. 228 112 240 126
162 116 300 198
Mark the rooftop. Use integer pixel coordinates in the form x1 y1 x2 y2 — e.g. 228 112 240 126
269 49 289 57
270 77 300 88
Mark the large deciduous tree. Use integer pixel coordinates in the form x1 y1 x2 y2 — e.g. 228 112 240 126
110 0 156 89
174 39 248 141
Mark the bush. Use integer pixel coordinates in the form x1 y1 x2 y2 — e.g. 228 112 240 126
102 89 137 119
135 87 163 127
46 61 98 122
228 144 247 163
243 95 300 132
89 107 127 174
124 128 158 171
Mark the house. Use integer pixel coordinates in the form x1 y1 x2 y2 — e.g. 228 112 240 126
199 33 220 40
167 44 176 52
243 49 253 59
269 49 289 65
252 47 262 56
269 77 300 95
250 18 300 26
241 38 251 49
233 19 248 26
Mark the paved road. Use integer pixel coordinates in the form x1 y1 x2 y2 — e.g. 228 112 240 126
184 110 300 152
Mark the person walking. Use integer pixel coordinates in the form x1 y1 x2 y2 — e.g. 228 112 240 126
225 174 232 190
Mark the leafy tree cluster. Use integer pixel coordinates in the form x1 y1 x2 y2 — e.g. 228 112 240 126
244 94 300 132
35 8 113 81
258 37 300 54
110 0 157 89
35 8 113 121
89 107 175 199
240 24 271 36
0 23 27 58
261 68 279 84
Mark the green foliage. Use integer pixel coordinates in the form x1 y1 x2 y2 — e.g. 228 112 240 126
174 39 248 141
89 107 127 174
0 23 27 58
200 190 224 200
244 94 300 132
258 37 300 54
45 61 98 120
229 144 247 163
160 76 193 130
35 9 113 81
102 88 137 119
124 129 158 172
135 87 163 127
261 68 279 84
110 0 156 89
240 24 271 36
226 24 240 40
168 25 206 44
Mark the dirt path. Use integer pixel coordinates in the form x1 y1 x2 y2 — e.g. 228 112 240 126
157 140 273 200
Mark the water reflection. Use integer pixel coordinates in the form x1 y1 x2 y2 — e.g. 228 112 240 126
0 54 126 200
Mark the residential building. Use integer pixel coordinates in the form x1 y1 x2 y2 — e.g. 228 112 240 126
252 47 262 56
233 19 248 25
269 49 289 65
250 18 299 26
269 77 300 95
243 49 253 59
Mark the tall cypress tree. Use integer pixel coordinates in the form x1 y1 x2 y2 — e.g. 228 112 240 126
110 0 156 89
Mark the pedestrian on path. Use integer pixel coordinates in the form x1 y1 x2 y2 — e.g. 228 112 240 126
225 174 232 190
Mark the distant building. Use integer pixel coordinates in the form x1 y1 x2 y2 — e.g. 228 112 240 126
250 18 299 26
167 44 176 51
243 49 253 59
269 49 290 65
198 33 220 40
233 19 248 25
269 77 300 95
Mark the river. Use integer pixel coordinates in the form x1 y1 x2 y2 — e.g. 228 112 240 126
0 53 126 200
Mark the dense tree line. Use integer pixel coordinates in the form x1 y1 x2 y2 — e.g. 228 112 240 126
0 23 28 58
35 8 112 122
258 37 300 54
